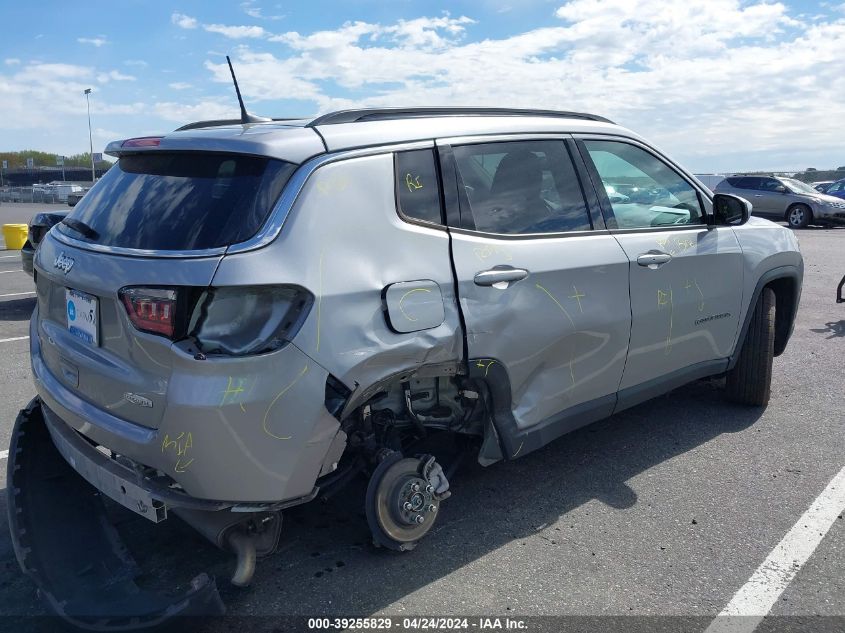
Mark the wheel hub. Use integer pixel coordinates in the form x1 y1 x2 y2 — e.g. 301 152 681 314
365 453 450 551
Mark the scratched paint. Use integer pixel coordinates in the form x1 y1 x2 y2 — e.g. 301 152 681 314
263 364 309 440
398 287 432 322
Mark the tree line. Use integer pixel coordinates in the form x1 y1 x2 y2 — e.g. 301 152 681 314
0 150 112 170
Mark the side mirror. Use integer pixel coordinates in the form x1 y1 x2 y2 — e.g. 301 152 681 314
711 193 751 226
775 185 787 193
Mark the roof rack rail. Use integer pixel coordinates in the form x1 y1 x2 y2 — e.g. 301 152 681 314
175 117 305 132
307 107 614 127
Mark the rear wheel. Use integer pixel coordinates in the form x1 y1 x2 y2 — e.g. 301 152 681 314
786 204 811 229
726 287 775 406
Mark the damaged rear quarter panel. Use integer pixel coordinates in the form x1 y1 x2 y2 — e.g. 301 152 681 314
212 151 464 397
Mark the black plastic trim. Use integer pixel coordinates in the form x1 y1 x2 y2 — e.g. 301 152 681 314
614 359 728 414
727 265 802 369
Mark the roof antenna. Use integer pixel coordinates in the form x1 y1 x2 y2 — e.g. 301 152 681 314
226 55 270 124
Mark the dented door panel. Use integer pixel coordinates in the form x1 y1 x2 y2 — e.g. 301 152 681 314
449 230 631 430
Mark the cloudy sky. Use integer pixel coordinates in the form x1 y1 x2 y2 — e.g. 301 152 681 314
1 0 843 172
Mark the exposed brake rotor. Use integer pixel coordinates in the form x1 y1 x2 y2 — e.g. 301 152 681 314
365 452 450 552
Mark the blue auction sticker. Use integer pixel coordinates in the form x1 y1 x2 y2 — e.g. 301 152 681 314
67 301 76 322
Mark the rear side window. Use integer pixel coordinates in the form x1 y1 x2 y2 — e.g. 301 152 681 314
57 153 296 250
451 140 591 234
395 150 443 225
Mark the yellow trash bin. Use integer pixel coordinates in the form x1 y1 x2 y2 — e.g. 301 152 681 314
3 224 29 250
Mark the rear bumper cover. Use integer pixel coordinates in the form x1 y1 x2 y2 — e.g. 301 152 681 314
6 398 226 628
30 308 346 504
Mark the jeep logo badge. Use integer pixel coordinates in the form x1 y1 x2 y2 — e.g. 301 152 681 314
54 252 75 274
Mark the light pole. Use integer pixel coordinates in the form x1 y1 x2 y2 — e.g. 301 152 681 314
84 88 95 184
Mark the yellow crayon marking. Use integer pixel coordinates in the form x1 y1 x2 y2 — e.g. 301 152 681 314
405 173 423 192
656 236 669 249
174 458 194 473
568 285 586 313
398 287 431 322
657 285 674 354
569 355 575 385
693 279 705 312
512 441 524 458
220 376 246 407
475 359 496 377
473 244 513 262
263 364 309 440
536 283 576 328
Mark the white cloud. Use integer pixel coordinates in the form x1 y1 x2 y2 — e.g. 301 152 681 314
2 2 844 169
204 3 845 170
172 13 198 29
78 37 108 47
125 59 149 67
240 1 284 20
97 70 136 83
5 58 21 65
169 82 193 90
204 23 268 39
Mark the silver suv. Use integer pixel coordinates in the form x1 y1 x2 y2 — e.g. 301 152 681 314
9 108 803 625
715 174 845 228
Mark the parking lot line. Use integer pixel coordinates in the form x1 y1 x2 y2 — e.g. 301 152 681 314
0 336 29 344
0 269 24 274
0 449 7 460
704 464 845 633
0 291 35 298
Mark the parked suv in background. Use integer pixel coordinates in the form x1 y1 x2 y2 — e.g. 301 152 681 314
822 178 845 200
715 175 845 228
9 107 804 626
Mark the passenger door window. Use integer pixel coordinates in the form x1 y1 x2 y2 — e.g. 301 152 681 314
395 149 443 225
451 140 592 234
583 140 704 229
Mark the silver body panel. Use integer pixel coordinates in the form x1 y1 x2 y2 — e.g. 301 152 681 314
31 112 804 506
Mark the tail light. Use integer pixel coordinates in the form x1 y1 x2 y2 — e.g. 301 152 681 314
189 286 313 356
119 287 180 337
119 285 312 354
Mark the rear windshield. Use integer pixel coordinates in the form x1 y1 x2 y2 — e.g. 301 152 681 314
57 153 296 250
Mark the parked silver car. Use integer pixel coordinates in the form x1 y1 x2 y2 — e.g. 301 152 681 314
9 107 803 626
715 175 845 228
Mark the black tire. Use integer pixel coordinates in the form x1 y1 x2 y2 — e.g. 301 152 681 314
786 204 812 229
726 287 775 406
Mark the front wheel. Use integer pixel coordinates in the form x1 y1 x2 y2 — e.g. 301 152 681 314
786 204 812 229
725 287 775 406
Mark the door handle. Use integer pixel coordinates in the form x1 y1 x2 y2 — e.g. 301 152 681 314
753 194 763 197
474 266 529 288
636 251 672 268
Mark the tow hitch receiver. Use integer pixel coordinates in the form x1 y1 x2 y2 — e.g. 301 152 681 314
6 398 225 629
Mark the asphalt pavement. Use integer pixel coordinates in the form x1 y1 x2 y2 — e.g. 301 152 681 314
0 203 841 631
